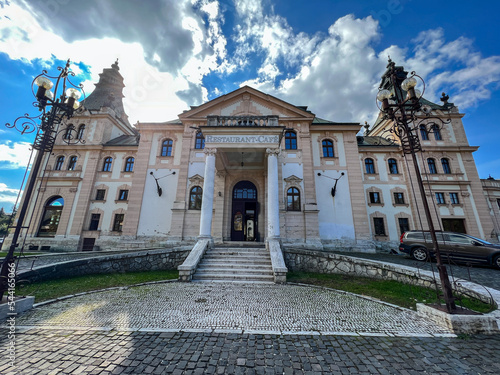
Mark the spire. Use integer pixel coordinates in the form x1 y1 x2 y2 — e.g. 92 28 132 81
83 61 129 125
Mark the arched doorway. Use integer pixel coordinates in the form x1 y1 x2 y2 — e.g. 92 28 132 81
37 196 64 237
231 181 259 241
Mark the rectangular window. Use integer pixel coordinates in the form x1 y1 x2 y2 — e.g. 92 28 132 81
89 214 100 231
398 218 410 235
369 192 381 204
373 218 386 236
435 192 445 204
95 189 105 201
118 190 129 201
394 192 405 205
497 199 500 210
112 214 124 232
449 192 459 205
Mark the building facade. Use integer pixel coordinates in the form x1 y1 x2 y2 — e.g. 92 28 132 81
7 62 499 252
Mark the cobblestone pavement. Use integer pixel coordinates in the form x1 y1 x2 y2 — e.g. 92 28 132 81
3 254 500 374
13 283 451 336
2 328 500 375
337 252 500 291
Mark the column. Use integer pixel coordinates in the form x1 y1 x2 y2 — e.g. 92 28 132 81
267 148 280 239
199 148 216 238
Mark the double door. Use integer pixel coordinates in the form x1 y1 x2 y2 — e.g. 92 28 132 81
231 201 258 241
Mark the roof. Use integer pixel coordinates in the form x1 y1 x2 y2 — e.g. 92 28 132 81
104 134 139 146
357 136 399 147
312 117 359 126
165 118 183 125
83 60 130 126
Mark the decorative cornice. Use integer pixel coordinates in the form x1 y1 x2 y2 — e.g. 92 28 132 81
204 148 217 156
266 148 280 156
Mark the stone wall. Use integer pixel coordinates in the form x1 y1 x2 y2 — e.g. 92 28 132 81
18 248 189 284
283 247 496 305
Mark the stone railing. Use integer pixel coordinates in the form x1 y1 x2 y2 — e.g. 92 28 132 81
268 239 288 283
206 115 279 127
178 239 210 281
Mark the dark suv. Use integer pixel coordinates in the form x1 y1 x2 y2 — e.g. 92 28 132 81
399 231 500 269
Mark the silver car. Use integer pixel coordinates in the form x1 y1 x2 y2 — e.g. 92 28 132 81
399 231 500 269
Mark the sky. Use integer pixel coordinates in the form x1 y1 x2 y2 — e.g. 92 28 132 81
0 0 499 212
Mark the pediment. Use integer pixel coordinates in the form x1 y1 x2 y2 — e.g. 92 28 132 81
179 86 315 121
284 175 303 184
188 174 204 186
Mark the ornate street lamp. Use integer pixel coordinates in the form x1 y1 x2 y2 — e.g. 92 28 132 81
0 60 85 301
375 58 457 313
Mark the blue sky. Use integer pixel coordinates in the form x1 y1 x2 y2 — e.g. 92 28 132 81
0 0 499 212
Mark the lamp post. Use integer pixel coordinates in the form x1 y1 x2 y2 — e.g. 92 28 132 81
0 60 84 301
375 59 457 313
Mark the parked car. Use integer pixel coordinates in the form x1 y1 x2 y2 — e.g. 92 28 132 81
399 231 500 269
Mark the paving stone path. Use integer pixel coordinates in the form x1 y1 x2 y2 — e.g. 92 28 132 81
13 282 451 336
2 254 500 374
2 328 500 374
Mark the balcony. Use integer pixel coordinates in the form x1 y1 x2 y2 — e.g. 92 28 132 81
206 115 279 127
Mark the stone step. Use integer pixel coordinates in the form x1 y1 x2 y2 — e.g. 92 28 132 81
192 273 274 282
205 250 270 257
193 245 274 283
196 266 272 274
218 242 266 248
200 260 272 267
202 255 270 262
208 247 268 252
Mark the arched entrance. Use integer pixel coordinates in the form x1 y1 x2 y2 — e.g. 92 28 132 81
37 196 64 237
231 181 259 241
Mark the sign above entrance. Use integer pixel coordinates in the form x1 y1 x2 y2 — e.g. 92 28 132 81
205 134 280 144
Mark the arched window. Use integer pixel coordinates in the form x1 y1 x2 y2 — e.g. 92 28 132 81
286 187 301 211
284 130 297 150
54 156 65 170
102 157 112 172
365 158 375 174
67 156 77 171
161 139 173 156
441 158 451 174
427 158 437 174
64 124 75 140
431 124 442 140
124 157 134 172
77 124 85 139
322 139 334 157
233 184 257 199
420 125 429 140
37 196 64 237
195 132 205 149
388 158 398 174
189 186 203 210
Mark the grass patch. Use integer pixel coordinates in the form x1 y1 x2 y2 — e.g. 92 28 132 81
16 269 179 302
287 271 495 313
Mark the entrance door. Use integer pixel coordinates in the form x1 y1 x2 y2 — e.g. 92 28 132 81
81 238 95 251
231 181 258 241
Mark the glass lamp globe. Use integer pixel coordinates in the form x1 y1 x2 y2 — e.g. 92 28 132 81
401 77 417 91
377 89 391 102
66 88 82 100
35 76 54 90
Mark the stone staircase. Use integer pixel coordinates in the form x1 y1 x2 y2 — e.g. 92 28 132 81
192 243 274 283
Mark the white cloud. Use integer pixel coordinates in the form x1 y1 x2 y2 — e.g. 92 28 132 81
0 183 20 208
0 142 33 169
1 0 229 122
